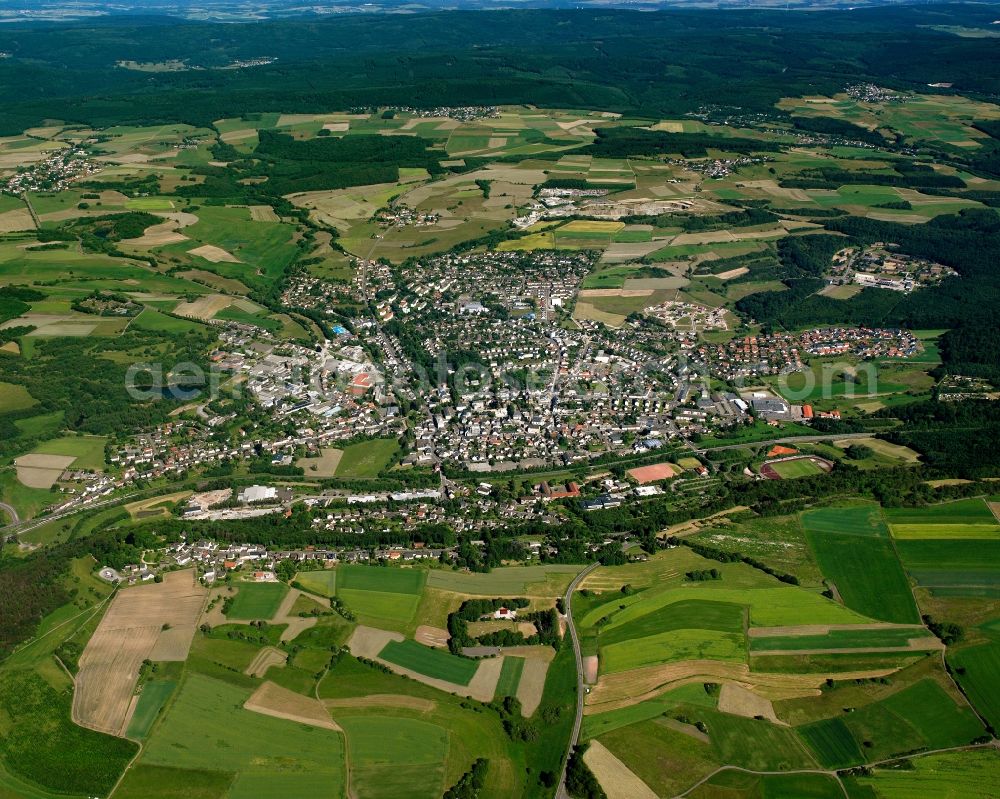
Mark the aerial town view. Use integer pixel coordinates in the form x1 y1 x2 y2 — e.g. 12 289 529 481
0 2 999 798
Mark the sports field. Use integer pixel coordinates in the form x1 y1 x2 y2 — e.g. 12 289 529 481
801 506 920 624
378 639 479 685
764 456 830 479
227 582 290 620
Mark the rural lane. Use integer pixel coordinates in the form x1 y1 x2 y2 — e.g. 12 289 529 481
557 561 600 799
0 501 19 527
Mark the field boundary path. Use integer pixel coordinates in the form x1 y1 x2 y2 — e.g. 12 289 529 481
557 562 600 799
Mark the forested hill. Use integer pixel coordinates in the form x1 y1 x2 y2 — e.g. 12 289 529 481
1 5 1000 133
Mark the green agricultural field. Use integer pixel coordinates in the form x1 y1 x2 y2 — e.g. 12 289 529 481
750 627 934 652
597 715 719 799
494 656 525 699
0 381 36 413
797 717 865 768
378 639 479 685
843 749 1000 799
598 599 745 646
339 589 421 628
600 628 746 674
139 674 345 798
801 506 920 624
32 435 107 469
338 716 448 799
699 709 818 771
426 564 580 596
295 569 338 597
949 640 1000 731
335 568 425 627
131 308 206 333
580 582 869 632
884 498 997 524
889 523 1000 540
125 680 177 740
338 565 425 594
113 764 236 799
334 438 400 478
689 770 846 799
895 539 1000 595
226 582 289 620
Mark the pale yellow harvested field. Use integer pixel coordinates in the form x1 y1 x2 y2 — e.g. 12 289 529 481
579 288 654 298
584 655 599 684
244 646 287 678
220 128 256 143
834 437 921 463
0 208 34 232
247 205 280 222
415 625 450 647
322 122 350 132
516 657 549 716
584 740 658 799
188 244 241 263
718 683 781 723
573 302 625 328
297 447 343 478
325 694 436 713
0 341 19 355
245 681 343 732
74 571 205 736
622 277 689 290
123 220 188 247
173 293 232 320
715 267 749 280
348 625 403 658
175 269 249 294
273 588 318 642
487 137 507 149
584 659 901 714
15 453 75 488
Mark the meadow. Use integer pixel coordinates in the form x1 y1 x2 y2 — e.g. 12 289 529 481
335 438 400 478
294 569 338 597
336 565 425 630
226 582 289 620
801 506 920 624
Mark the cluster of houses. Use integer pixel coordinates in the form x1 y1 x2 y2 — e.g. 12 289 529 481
829 245 957 294
1 144 101 195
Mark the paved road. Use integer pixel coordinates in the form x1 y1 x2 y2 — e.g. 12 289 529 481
0 501 19 527
557 562 600 799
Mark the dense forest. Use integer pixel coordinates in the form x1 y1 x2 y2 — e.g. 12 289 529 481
1 6 999 134
735 208 1000 379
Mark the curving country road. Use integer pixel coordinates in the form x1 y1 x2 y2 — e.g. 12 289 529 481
0 501 20 527
557 561 600 799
